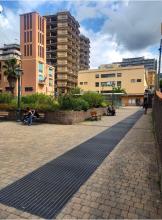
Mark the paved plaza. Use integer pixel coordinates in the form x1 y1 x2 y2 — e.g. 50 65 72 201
0 107 162 219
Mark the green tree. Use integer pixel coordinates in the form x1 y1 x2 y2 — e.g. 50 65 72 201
2 58 20 95
112 86 126 94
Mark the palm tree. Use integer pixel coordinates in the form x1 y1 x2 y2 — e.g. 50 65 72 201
2 58 20 95
112 86 126 94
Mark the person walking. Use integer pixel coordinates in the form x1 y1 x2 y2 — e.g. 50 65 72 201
143 98 148 114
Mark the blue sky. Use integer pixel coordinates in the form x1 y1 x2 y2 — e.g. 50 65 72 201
0 0 162 68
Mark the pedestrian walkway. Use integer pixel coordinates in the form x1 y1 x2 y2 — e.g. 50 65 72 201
57 110 162 219
0 108 161 219
0 111 142 219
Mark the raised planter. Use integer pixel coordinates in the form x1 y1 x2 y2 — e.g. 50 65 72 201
0 107 107 125
44 108 107 125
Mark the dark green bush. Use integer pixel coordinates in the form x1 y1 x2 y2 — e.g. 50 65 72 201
0 93 13 104
82 92 104 108
72 98 89 111
59 95 89 111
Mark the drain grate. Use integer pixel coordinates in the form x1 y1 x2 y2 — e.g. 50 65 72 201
0 110 142 218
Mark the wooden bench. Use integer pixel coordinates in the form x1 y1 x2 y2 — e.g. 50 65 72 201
90 111 101 121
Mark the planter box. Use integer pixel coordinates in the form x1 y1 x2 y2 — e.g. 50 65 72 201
44 108 107 125
0 108 107 125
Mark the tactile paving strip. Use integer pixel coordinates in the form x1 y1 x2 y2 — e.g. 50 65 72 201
0 110 142 219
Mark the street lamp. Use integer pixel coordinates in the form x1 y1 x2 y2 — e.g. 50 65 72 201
15 67 23 122
111 82 115 106
157 39 162 90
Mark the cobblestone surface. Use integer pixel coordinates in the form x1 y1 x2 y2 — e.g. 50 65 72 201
0 107 161 219
56 110 162 219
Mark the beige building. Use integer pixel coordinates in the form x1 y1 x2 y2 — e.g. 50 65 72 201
20 12 54 96
45 11 80 95
0 44 21 95
78 66 148 106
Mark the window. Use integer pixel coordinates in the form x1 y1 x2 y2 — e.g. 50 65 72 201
84 82 88 85
24 15 27 30
101 73 115 78
49 79 53 87
117 73 122 77
101 81 115 87
95 82 99 87
117 81 121 87
38 62 44 73
24 32 26 43
27 45 29 56
27 14 29 29
30 13 32 29
30 44 32 56
24 45 26 56
27 31 29 42
5 87 10 91
95 74 99 78
30 31 32 42
25 87 33 92
137 79 142 82
38 32 40 43
131 79 136 83
80 82 83 85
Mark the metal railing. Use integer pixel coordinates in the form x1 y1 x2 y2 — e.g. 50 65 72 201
153 91 162 191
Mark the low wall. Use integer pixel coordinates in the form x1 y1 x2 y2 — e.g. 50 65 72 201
45 108 107 125
153 91 162 191
0 108 107 125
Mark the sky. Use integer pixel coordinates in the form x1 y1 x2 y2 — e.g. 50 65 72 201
0 0 162 68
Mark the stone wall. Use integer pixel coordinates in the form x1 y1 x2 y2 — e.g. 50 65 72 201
0 108 107 125
45 108 107 125
153 91 162 191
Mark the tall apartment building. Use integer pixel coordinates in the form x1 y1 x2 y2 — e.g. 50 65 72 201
79 35 90 70
45 11 80 94
20 12 54 96
0 44 21 94
112 57 157 70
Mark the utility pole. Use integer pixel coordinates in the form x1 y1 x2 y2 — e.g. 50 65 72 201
157 39 162 90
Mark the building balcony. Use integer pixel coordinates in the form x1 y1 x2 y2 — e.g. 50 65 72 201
57 75 68 80
57 82 67 87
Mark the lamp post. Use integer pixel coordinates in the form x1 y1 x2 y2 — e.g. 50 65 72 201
111 82 115 106
15 67 23 122
158 39 162 90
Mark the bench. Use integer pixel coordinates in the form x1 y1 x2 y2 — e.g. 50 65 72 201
90 111 101 121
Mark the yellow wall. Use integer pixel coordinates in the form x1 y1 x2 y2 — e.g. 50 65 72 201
78 65 148 95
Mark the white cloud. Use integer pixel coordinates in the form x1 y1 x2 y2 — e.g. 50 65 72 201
0 5 20 46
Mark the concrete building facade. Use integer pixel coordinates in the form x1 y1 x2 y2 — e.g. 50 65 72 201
0 44 21 94
112 56 157 71
45 11 80 95
79 35 90 70
78 66 148 106
20 12 54 96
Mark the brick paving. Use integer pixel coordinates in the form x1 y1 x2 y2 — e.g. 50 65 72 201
0 107 162 219
56 110 162 219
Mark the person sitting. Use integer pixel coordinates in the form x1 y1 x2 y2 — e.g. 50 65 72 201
22 107 35 125
107 105 116 116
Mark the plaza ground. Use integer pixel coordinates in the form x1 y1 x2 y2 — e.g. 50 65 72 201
0 107 162 219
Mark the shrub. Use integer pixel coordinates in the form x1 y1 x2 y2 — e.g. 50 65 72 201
0 93 13 104
59 95 89 111
82 92 104 108
72 98 89 111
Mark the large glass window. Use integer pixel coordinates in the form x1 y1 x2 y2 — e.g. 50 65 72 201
48 68 53 77
95 82 99 87
101 81 115 86
38 62 44 73
101 73 116 78
95 74 99 78
117 81 121 87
